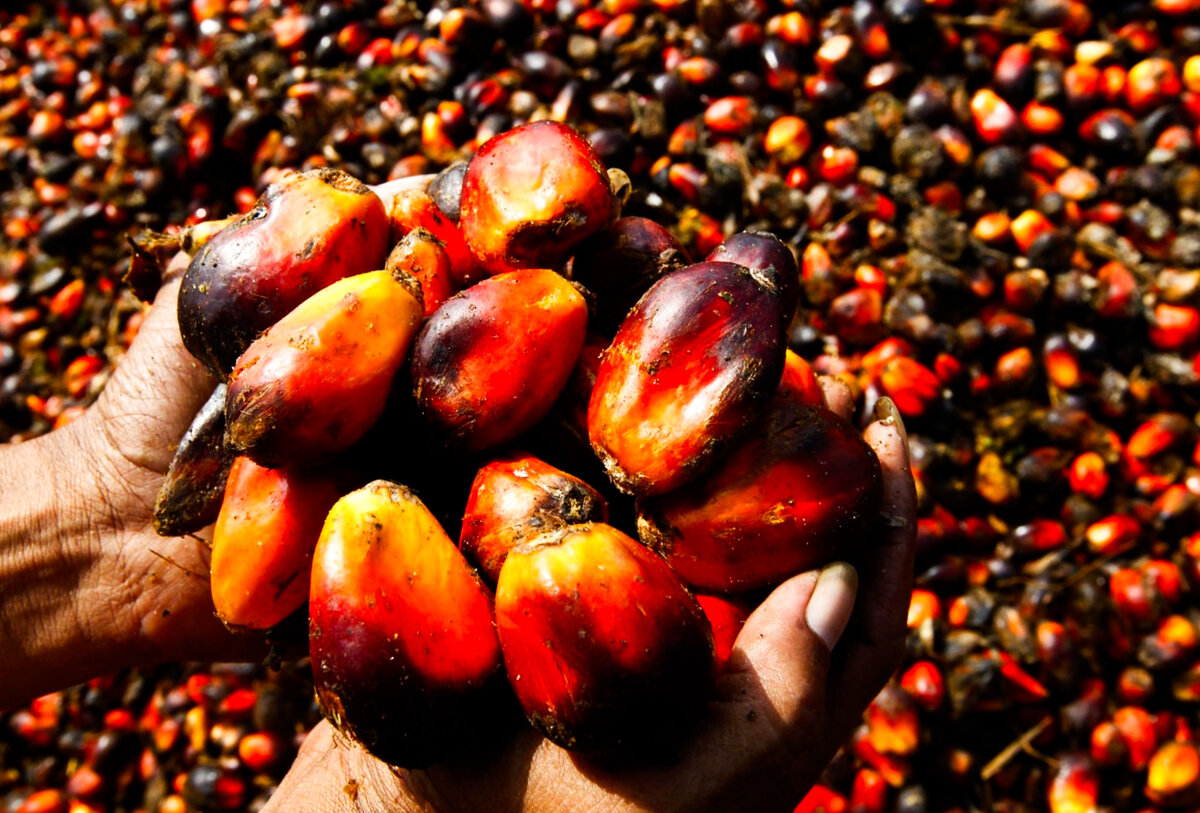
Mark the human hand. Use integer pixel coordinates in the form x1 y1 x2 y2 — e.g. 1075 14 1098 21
0 253 257 707
262 385 916 813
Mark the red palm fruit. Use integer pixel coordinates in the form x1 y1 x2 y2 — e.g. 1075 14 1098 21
460 120 615 276
569 216 688 335
495 522 714 752
384 228 454 317
460 453 608 583
226 270 424 467
388 188 482 288
1047 754 1100 813
589 261 787 497
153 383 233 537
694 592 753 674
412 268 588 451
179 168 390 377
1146 741 1200 807
209 456 344 630
310 481 505 767
638 399 881 593
779 349 824 406
706 230 800 320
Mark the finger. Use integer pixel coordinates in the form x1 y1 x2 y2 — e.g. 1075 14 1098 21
92 261 217 473
817 374 854 421
727 564 857 739
826 397 916 733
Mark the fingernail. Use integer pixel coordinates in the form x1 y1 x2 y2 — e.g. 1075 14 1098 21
806 562 858 650
872 396 908 447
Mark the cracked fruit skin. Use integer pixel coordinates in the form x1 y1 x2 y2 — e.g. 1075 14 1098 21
412 268 588 451
495 522 714 753
225 270 423 468
587 260 788 497
460 120 614 275
179 168 391 377
310 481 505 767
460 453 608 583
210 456 344 630
638 401 882 593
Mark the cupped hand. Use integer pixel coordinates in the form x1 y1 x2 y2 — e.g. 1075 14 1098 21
0 253 258 707
262 386 916 813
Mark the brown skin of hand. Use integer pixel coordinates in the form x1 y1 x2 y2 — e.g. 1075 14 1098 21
0 253 261 708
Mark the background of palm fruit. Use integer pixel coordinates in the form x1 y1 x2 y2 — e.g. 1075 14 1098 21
4 0 1200 810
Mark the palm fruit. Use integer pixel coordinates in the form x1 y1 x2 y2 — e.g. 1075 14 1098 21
411 268 588 451
495 522 714 752
179 168 390 377
384 228 454 317
225 270 423 467
310 481 506 767
209 456 345 630
587 260 788 497
460 453 608 583
153 383 233 537
460 120 615 276
779 349 825 406
569 216 688 335
638 398 883 593
387 187 482 288
695 592 755 675
706 230 801 321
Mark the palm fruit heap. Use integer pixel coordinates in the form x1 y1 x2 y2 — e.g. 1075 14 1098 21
153 120 883 765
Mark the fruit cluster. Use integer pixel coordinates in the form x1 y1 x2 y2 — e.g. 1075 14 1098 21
153 120 884 765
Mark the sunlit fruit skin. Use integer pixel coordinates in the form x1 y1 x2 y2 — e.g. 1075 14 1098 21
210 456 344 630
461 453 608 583
569 216 687 335
388 188 482 288
638 400 882 593
460 120 615 276
384 228 455 317
310 481 505 767
779 349 824 406
179 168 390 377
412 268 588 451
588 260 788 497
495 523 714 752
706 230 800 321
225 271 423 468
695 592 754 675
153 383 233 537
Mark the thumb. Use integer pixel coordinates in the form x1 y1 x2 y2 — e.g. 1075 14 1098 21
729 562 859 739
91 252 217 474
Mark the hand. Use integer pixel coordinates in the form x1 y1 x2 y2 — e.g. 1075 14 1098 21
0 253 257 707
262 386 916 813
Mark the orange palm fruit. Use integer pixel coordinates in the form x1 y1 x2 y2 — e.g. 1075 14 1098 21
460 120 615 276
210 456 345 630
694 592 754 674
384 227 455 317
388 187 482 288
495 522 714 752
310 481 506 767
225 270 423 467
153 383 233 537
179 168 390 376
460 453 608 583
588 260 788 497
779 349 824 406
411 268 588 451
638 398 882 593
